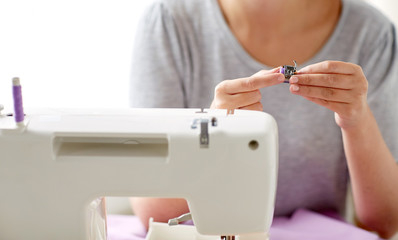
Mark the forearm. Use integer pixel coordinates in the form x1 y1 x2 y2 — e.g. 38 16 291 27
342 106 398 238
130 197 189 230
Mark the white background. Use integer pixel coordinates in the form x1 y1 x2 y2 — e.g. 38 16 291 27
0 0 397 112
0 0 152 111
366 0 398 28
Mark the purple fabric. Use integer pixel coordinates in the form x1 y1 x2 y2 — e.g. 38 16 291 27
107 209 381 240
107 215 147 240
12 85 24 122
270 209 380 240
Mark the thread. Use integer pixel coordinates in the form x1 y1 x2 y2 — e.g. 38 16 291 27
12 77 24 124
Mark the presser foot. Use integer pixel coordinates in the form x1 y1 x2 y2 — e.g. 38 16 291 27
168 213 192 226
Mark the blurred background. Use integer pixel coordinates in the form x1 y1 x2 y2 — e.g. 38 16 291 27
0 0 397 226
0 0 152 110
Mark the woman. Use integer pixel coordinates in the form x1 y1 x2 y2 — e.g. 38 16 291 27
129 0 398 237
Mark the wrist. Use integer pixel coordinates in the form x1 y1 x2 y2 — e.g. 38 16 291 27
336 104 373 131
338 105 375 134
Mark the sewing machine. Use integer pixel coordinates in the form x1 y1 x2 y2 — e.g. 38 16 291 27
0 107 278 240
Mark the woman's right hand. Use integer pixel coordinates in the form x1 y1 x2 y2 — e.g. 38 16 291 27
210 68 285 111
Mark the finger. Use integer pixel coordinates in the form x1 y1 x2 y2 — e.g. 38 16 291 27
289 74 355 90
302 96 349 114
213 90 261 109
239 102 263 111
298 61 360 75
225 90 262 109
290 84 353 103
219 72 284 94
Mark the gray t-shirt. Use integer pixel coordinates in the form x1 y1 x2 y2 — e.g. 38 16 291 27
129 0 398 216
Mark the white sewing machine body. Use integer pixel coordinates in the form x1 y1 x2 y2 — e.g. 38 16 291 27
0 108 278 240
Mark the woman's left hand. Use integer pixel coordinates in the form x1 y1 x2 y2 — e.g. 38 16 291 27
289 61 370 130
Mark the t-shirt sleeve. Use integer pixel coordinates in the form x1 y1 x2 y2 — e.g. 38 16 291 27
129 1 187 108
362 23 398 161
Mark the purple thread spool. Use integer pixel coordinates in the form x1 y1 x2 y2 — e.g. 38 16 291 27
280 67 289 83
12 77 24 124
280 60 297 83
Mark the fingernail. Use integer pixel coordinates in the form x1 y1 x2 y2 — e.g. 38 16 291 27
290 76 298 83
291 85 299 91
278 74 285 82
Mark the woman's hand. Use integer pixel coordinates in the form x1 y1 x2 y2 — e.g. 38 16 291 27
211 68 285 111
289 61 370 129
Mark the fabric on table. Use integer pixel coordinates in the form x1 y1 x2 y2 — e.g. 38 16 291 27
107 214 146 240
270 209 380 240
107 209 381 240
